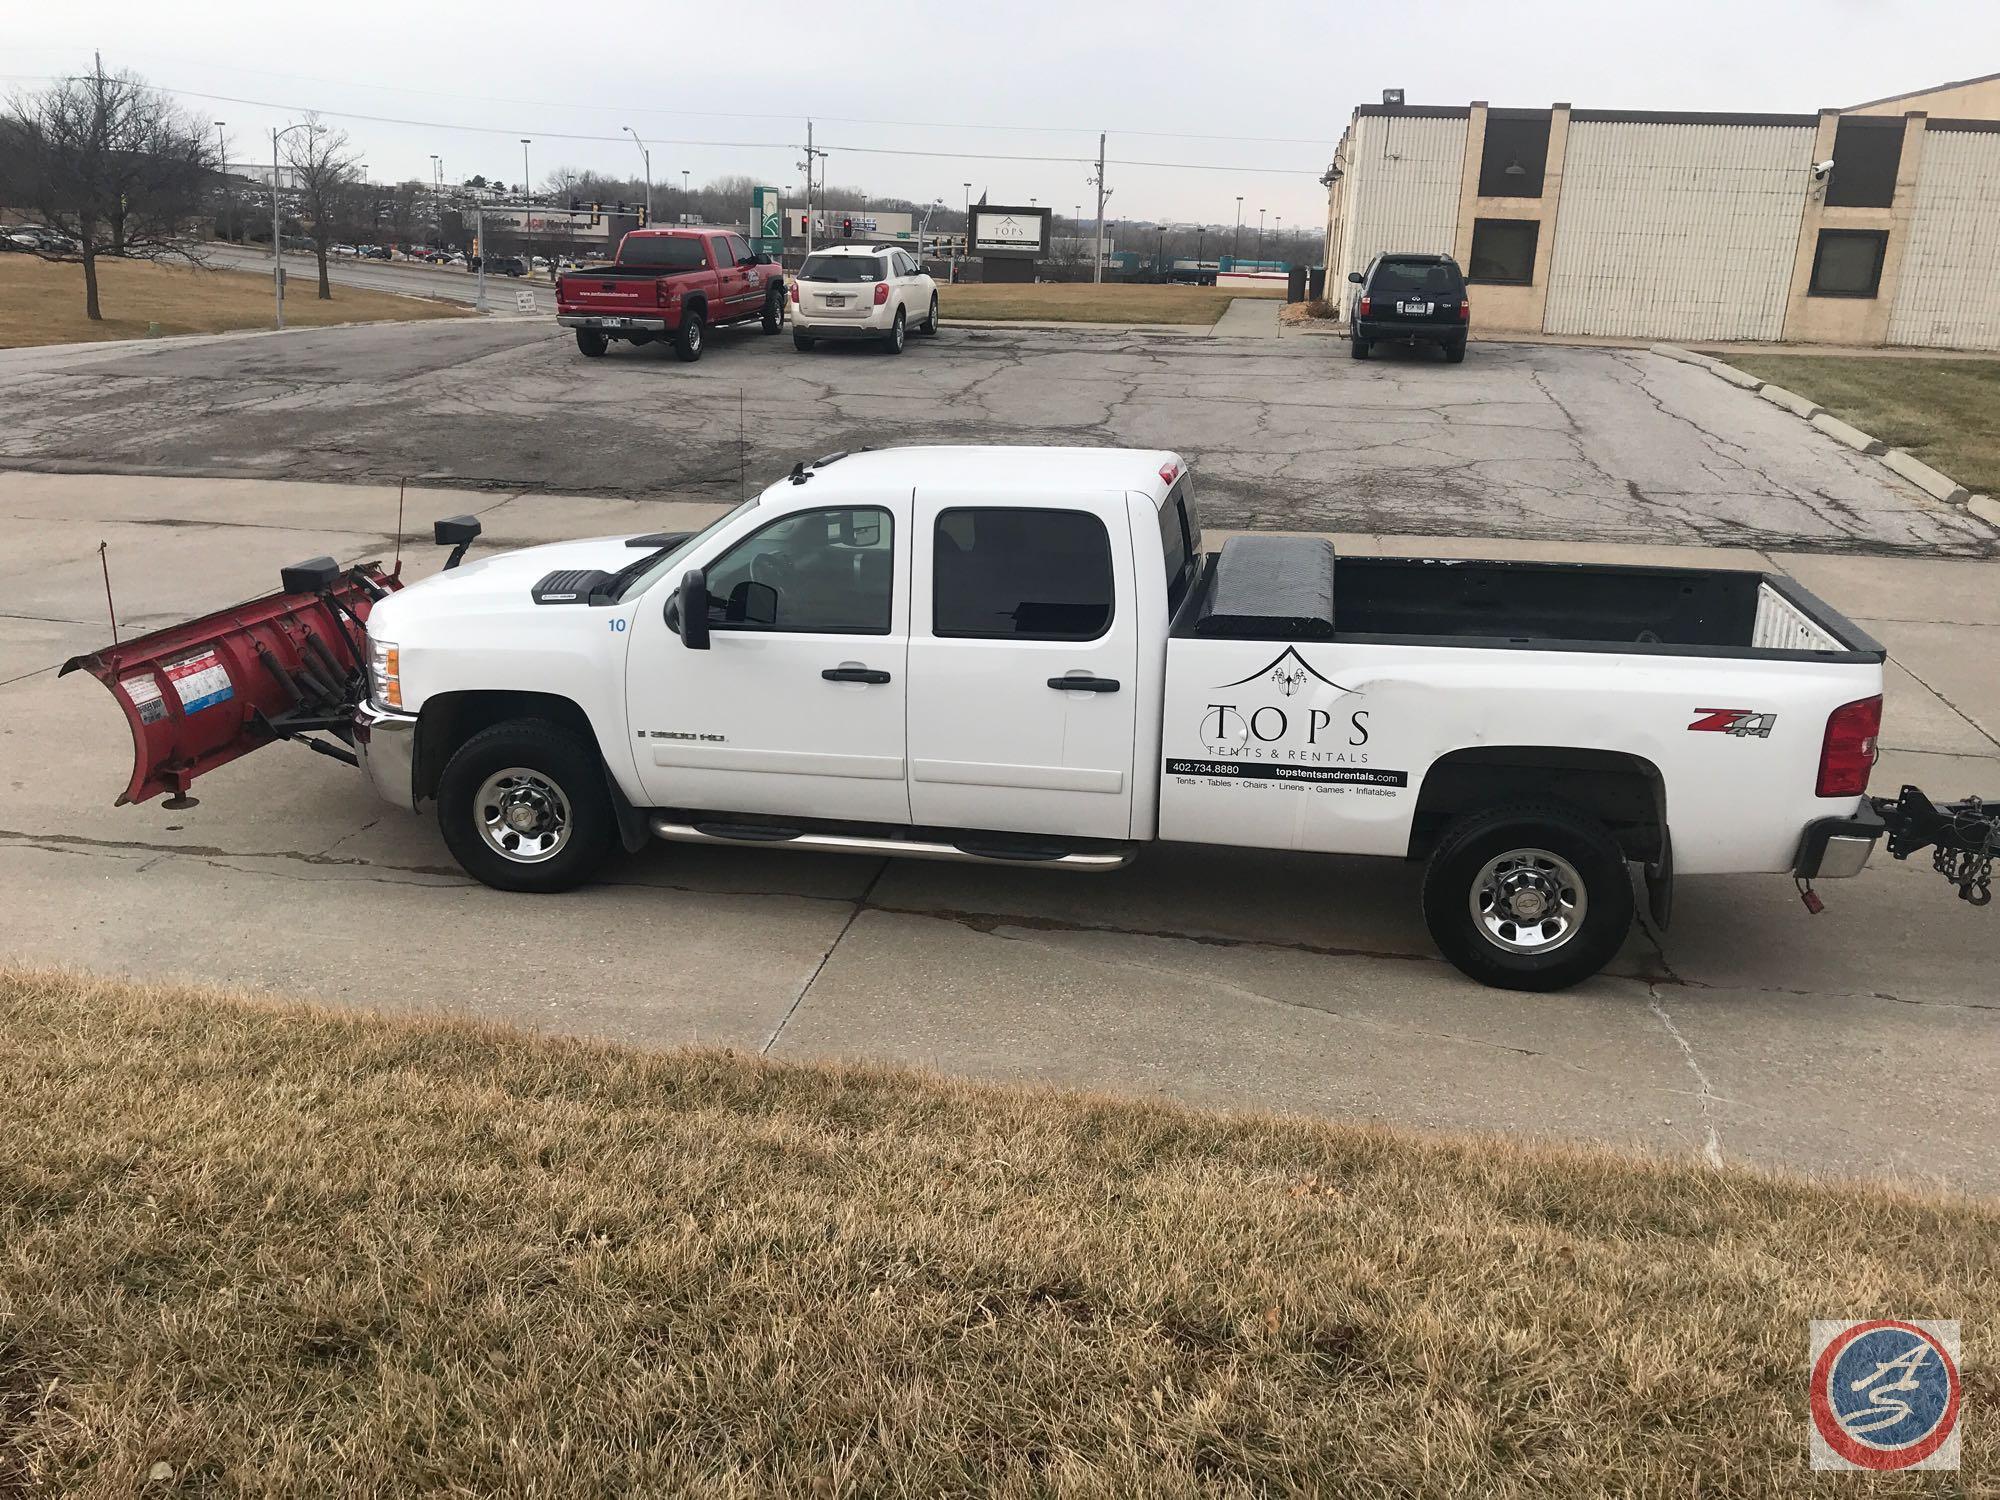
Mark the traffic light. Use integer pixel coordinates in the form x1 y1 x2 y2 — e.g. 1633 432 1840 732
842 217 852 237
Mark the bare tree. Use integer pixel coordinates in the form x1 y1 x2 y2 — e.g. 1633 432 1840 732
280 113 361 300
0 60 216 320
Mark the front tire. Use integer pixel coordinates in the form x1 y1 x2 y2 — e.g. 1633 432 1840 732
673 308 705 362
883 307 905 354
762 287 785 332
919 294 939 335
437 719 615 894
1421 804 1634 991
576 329 608 358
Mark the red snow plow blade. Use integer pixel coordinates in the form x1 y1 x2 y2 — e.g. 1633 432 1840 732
59 558 400 806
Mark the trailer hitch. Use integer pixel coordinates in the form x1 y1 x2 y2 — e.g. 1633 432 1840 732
1871 785 1998 906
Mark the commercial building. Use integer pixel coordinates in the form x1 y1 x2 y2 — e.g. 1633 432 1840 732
1322 83 2000 349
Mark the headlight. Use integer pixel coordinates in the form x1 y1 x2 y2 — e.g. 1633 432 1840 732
367 635 401 709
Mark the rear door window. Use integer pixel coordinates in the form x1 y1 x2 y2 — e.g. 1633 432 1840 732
800 254 882 282
933 509 1113 640
1159 478 1201 614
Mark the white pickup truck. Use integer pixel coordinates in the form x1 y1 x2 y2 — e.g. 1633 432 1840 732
66 446 1996 990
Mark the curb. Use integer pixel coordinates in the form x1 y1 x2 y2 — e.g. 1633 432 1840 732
1651 343 1988 529
1882 448 1972 506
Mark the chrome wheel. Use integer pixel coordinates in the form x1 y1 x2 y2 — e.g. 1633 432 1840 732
1469 847 1587 955
474 767 572 864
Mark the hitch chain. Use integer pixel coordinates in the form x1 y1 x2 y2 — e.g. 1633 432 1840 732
1935 842 1994 906
1877 787 1997 906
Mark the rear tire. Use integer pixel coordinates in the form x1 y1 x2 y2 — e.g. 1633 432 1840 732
883 307 906 354
576 329 608 358
793 331 816 352
1421 803 1634 992
762 287 785 332
1444 337 1467 364
1349 335 1370 360
674 308 705 362
437 719 615 894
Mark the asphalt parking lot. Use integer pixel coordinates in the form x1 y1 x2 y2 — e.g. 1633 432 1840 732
2 320 1996 1193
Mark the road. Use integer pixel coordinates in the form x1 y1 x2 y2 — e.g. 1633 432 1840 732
2 471 1996 1192
200 242 560 309
0 316 1990 553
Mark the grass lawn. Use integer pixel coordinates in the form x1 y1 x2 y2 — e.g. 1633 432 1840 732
941 281 1281 325
1717 354 2000 497
0 253 472 349
2 967 1993 1495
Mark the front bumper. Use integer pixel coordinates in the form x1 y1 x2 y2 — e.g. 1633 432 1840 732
354 700 420 813
1794 805 1884 879
558 314 670 333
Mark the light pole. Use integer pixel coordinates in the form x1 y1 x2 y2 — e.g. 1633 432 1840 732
1233 196 1243 265
213 121 228 240
520 139 531 202
622 127 651 223
682 169 690 219
1257 208 1266 265
1275 216 1283 267
271 122 318 329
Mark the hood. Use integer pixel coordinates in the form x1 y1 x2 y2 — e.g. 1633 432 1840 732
369 534 653 632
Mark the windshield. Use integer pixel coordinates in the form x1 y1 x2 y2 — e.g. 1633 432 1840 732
799 254 883 283
618 235 709 270
1371 260 1462 296
614 498 760 600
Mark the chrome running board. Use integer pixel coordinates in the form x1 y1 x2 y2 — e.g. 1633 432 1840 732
649 818 1134 871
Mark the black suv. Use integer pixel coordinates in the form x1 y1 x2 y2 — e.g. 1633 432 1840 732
485 254 527 277
1347 254 1469 363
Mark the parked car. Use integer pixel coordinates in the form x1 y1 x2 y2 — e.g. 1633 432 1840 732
555 226 785 362
484 255 527 277
1347 254 1470 363
63 447 2000 992
790 244 938 354
362 245 391 261
6 226 77 254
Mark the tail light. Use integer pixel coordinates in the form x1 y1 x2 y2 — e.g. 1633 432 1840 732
1816 694 1882 797
873 281 890 306
789 280 799 303
1458 298 1471 322
1357 295 1371 317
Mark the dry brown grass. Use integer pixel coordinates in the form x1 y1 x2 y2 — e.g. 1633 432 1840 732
1 965 1993 1497
942 282 1281 325
1717 354 2000 497
0 253 472 348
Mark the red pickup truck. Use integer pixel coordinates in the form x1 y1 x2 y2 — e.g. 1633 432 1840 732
555 226 785 362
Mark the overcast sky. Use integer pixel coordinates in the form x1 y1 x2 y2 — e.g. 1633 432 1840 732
10 0 1996 243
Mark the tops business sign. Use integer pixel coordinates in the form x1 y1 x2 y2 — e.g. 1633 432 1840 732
971 206 1051 258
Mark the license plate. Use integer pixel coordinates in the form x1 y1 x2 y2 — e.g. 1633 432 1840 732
600 317 630 328
825 295 847 306
1397 302 1432 315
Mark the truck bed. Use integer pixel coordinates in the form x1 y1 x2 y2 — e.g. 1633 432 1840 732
1175 536 1881 662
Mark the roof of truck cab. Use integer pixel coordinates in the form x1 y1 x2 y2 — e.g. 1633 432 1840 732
758 446 1185 507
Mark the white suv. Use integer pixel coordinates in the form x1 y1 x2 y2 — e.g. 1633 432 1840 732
790 244 939 354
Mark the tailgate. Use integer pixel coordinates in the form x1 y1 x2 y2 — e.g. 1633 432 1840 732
60 561 399 806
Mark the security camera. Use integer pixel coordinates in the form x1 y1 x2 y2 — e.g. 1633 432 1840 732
1812 159 1836 178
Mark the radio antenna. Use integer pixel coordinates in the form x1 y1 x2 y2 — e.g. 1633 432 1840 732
393 478 407 576
99 541 118 644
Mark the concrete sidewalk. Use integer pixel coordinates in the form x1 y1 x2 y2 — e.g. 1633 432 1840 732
1210 297 1284 337
3 472 1996 1194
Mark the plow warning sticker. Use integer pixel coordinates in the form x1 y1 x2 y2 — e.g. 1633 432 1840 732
163 649 234 714
120 673 167 725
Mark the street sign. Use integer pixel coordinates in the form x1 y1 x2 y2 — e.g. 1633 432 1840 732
515 289 538 314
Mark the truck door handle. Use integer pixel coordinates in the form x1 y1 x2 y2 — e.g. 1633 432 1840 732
1048 675 1120 693
822 666 891 684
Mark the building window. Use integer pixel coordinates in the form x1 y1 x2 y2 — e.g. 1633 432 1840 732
1467 218 1540 285
1809 229 1889 298
1478 113 1551 198
1825 119 1902 209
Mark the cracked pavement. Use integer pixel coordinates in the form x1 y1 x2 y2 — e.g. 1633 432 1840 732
1 319 1997 1192
1 317 1992 555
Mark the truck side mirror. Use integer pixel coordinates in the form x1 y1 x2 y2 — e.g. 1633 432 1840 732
1347 271 1364 284
676 569 711 649
433 515 481 570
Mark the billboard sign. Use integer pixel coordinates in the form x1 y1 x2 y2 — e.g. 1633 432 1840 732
753 186 782 257
970 206 1050 258
477 207 630 245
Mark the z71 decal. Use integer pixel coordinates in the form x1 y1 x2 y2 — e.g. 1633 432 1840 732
1689 708 1778 739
